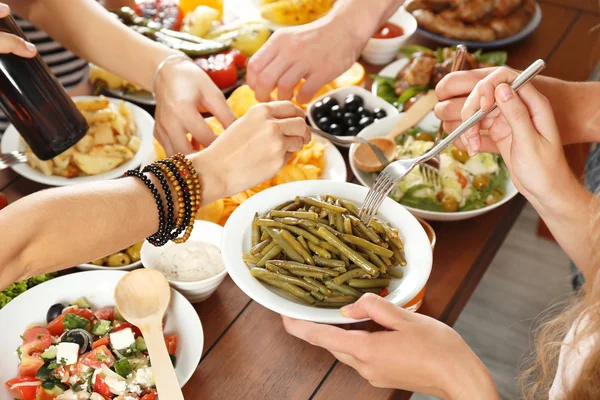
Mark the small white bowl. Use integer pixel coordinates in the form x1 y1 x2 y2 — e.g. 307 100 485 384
361 7 417 66
77 259 142 272
141 221 228 303
307 86 399 140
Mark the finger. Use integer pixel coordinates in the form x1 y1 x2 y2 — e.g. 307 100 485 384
277 64 307 101
331 351 364 370
154 124 175 156
201 89 236 128
246 38 279 89
254 54 290 102
434 98 466 123
282 317 369 354
455 134 499 154
295 73 328 104
183 111 217 148
284 136 304 153
266 101 305 119
158 118 193 155
0 3 10 18
435 68 497 101
279 117 311 143
340 293 412 330
0 32 37 58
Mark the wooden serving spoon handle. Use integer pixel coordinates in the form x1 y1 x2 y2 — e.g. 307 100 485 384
386 90 439 141
142 322 184 400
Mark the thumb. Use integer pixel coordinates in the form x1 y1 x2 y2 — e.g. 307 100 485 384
340 293 411 330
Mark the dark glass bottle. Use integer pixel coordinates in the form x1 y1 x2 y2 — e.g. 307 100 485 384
0 15 88 160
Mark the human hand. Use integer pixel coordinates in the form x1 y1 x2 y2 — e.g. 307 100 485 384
153 58 236 155
0 3 37 57
283 294 498 400
246 17 364 104
197 101 310 198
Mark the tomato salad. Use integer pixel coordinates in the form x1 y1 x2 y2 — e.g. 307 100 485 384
5 298 177 400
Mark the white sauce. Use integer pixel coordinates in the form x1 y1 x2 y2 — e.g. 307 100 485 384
156 242 224 282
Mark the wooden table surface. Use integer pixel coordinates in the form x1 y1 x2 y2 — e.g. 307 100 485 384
1 1 598 398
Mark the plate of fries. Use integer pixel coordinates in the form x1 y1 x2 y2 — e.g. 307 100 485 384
1 96 154 186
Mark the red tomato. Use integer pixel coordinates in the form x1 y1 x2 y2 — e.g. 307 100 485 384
94 375 114 399
135 0 183 31
94 306 115 321
78 345 116 373
164 335 178 355
225 49 247 69
47 308 94 336
116 396 139 400
35 387 56 400
5 377 39 400
456 172 468 188
19 329 50 378
140 389 158 400
18 350 44 378
0 192 8 211
112 321 142 338
92 336 110 350
379 288 389 297
195 54 238 89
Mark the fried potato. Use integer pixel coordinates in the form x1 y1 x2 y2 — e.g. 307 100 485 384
26 148 53 176
90 123 115 145
53 164 79 178
88 144 134 161
52 148 75 170
82 108 117 125
72 153 124 175
75 97 110 112
75 135 95 153
227 85 260 118
127 136 141 153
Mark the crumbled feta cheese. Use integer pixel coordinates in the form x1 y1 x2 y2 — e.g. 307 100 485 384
90 393 104 400
105 376 127 395
57 342 79 365
124 396 138 400
127 383 142 395
56 391 78 400
68 374 79 385
132 367 154 388
109 328 135 350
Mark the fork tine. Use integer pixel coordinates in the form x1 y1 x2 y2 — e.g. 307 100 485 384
361 171 394 223
363 175 397 225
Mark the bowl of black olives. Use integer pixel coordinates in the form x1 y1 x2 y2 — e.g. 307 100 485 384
307 87 398 141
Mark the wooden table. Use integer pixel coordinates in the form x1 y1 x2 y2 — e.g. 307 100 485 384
1 2 598 398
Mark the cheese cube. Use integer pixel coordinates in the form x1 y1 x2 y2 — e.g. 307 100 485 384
109 328 135 350
56 342 79 365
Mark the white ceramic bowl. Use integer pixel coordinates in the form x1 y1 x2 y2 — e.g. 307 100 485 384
361 7 418 66
350 112 519 222
141 221 228 303
221 180 433 324
0 96 155 187
0 271 203 398
307 86 399 139
78 259 142 272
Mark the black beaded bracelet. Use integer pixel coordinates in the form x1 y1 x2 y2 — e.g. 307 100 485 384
124 169 167 246
143 164 175 246
157 159 193 239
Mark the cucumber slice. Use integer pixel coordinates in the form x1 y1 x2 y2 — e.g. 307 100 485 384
92 320 112 336
72 297 91 308
135 337 147 352
41 345 57 360
113 358 132 377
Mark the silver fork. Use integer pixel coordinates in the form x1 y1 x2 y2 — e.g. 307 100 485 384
308 126 390 167
0 151 27 170
359 59 546 224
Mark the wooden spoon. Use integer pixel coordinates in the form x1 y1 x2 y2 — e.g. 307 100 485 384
114 269 183 400
353 90 439 172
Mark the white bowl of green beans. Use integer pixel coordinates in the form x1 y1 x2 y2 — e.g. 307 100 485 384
221 180 433 324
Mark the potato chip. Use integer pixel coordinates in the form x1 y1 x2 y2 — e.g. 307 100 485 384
196 199 225 224
154 139 167 160
205 117 225 135
227 85 260 118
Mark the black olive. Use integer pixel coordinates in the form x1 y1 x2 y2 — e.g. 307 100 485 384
46 303 65 324
329 123 343 136
329 105 344 121
317 116 331 132
61 329 93 354
346 126 359 136
343 112 359 127
360 108 374 119
321 96 339 112
344 95 364 112
373 108 387 119
311 101 328 121
358 116 375 129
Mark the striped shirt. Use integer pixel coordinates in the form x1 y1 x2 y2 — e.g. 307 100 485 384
0 16 88 134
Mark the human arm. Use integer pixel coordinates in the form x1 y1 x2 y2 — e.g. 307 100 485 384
0 102 310 290
283 294 499 400
247 0 406 103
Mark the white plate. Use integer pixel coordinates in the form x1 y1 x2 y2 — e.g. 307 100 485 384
77 260 142 272
221 180 433 324
350 112 519 221
312 134 348 181
0 271 203 398
226 0 333 30
0 96 155 187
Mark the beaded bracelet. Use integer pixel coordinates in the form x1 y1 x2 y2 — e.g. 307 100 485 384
172 154 202 244
143 164 174 246
157 159 193 239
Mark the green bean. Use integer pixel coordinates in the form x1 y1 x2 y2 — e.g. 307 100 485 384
256 245 282 267
348 278 390 289
267 260 339 277
334 211 344 233
271 210 318 220
339 199 359 216
367 252 387 274
289 269 324 279
343 216 353 235
260 229 269 241
327 208 335 226
348 215 382 244
259 240 277 257
307 242 331 258
317 227 379 276
265 263 291 275
297 235 310 252
299 197 347 213
278 217 300 225
319 209 328 220
317 217 329 225
303 277 331 295
340 234 394 258
340 254 350 266
258 277 314 305
296 218 318 228
379 273 391 279
252 213 260 247
387 267 404 279
256 219 320 244
325 281 363 298
313 256 346 269
316 301 355 308
250 268 320 292
310 291 325 301
360 288 383 294
332 268 368 285
330 290 345 297
390 242 407 266
381 254 392 266
282 201 302 211
383 223 404 249
280 229 315 265
265 227 304 263
332 267 347 273
273 200 295 210
242 253 260 265
250 239 272 255
323 296 357 303
368 218 386 234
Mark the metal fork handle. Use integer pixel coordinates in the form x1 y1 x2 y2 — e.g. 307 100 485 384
419 59 546 163
308 125 366 147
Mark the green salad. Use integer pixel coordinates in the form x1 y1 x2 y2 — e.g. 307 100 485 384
0 274 55 309
387 129 509 213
